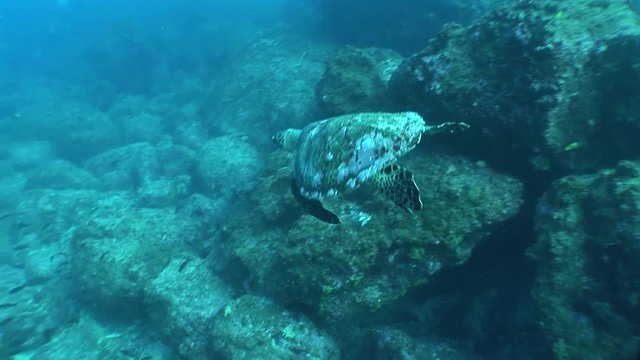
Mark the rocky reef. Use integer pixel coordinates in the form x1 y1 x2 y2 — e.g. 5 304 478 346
1 0 640 359
315 46 403 116
221 152 523 332
380 1 640 357
314 0 510 54
531 160 640 360
212 25 331 144
210 295 339 359
390 0 640 172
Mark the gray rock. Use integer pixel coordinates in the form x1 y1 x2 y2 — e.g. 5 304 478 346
117 111 165 145
145 257 234 359
357 327 476 360
84 141 195 193
0 264 74 356
178 193 229 256
30 314 174 360
14 189 111 277
222 154 523 325
25 160 100 190
8 141 56 172
197 134 262 198
137 176 191 208
214 25 329 137
174 120 210 150
18 99 119 162
70 193 197 311
210 295 340 360
530 160 640 360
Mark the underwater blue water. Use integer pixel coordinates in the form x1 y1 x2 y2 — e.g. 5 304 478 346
1 1 639 359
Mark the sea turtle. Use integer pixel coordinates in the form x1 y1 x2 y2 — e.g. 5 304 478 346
273 112 468 224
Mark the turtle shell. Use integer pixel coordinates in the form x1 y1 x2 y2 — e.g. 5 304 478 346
294 112 426 200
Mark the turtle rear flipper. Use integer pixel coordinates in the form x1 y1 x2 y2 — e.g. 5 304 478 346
291 179 341 224
373 164 423 213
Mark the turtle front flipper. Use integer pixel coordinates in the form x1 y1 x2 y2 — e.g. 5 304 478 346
291 179 341 224
372 164 423 213
425 121 470 135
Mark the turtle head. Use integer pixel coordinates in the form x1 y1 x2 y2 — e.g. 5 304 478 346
272 131 287 148
272 128 302 151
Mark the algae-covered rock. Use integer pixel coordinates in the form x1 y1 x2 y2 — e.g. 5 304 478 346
223 153 522 324
136 176 191 208
30 314 174 360
85 141 195 194
315 46 403 116
0 264 74 357
356 327 475 360
174 120 210 150
391 3 558 154
210 295 339 360
70 193 196 311
14 189 110 279
545 34 640 171
249 150 297 223
118 111 165 144
25 159 100 190
391 0 640 172
8 141 56 172
18 98 119 161
213 25 330 138
530 160 640 360
145 257 234 359
315 0 503 54
107 91 207 144
178 193 230 256
197 134 263 198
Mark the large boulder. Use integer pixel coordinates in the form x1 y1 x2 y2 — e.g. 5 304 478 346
145 258 234 359
197 134 263 198
390 0 640 172
530 160 640 360
24 160 100 190
0 264 74 357
7 141 56 172
210 295 340 359
315 46 403 116
313 0 506 54
356 327 475 360
30 314 174 360
211 25 330 141
13 189 110 281
70 193 197 314
17 97 119 162
221 152 523 325
84 141 195 207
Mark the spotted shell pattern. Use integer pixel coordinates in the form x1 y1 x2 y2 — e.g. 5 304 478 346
294 112 427 200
